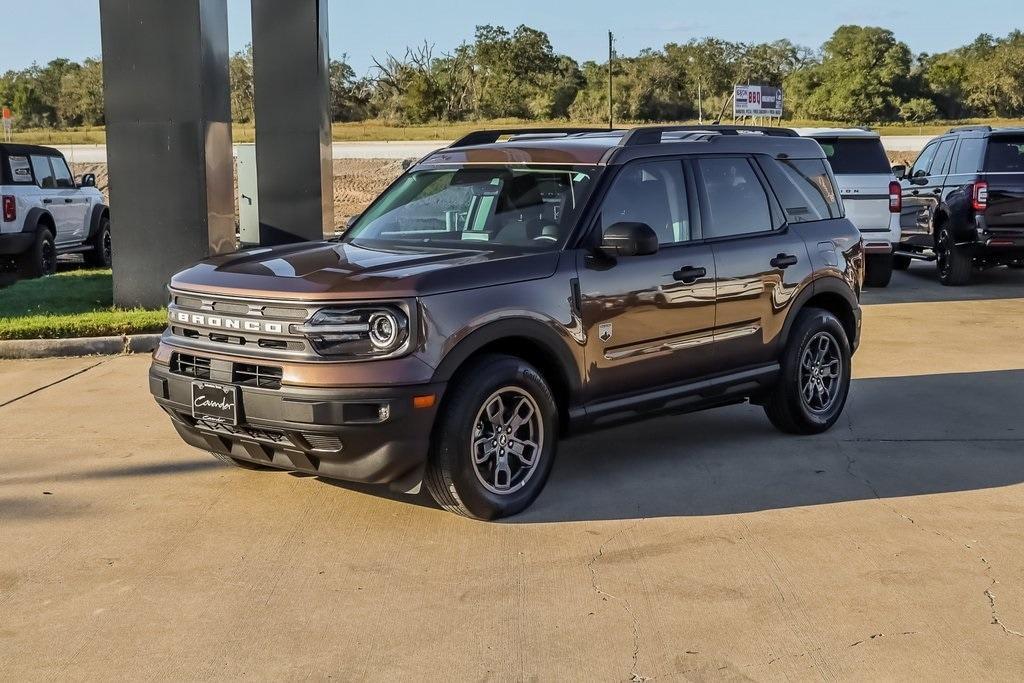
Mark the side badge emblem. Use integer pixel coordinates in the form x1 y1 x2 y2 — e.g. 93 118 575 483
599 323 613 343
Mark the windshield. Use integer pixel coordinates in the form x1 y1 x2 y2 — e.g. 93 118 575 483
815 138 891 175
984 136 1024 172
344 165 599 251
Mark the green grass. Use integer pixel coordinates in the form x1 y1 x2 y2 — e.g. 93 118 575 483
0 269 166 340
12 116 1024 146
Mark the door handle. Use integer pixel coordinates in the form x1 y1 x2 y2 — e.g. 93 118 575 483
64 198 74 203
911 190 920 196
673 266 707 284
932 188 942 195
42 198 53 204
771 253 799 269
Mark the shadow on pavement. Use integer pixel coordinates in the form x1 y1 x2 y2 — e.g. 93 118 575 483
863 263 1024 305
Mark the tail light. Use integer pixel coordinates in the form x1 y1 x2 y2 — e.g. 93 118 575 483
888 181 902 214
1 195 14 223
972 181 989 212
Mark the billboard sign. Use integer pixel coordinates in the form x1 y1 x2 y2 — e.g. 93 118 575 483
733 85 783 118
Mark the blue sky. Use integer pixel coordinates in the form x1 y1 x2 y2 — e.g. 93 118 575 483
2 0 1021 76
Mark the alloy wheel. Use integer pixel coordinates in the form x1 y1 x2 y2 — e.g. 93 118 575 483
936 228 951 279
799 332 843 413
470 387 544 495
41 239 56 275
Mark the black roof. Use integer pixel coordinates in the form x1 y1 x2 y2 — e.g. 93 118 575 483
0 143 64 157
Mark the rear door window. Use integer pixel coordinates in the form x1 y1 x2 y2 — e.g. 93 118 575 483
815 138 890 175
30 155 56 189
759 158 840 223
695 157 774 238
984 136 1024 172
929 139 956 177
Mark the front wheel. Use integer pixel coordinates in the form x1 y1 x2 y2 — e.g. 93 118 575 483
864 253 894 287
425 354 558 520
764 308 852 435
84 217 112 268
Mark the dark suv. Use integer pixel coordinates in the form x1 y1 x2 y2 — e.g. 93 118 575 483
894 126 1024 285
150 126 863 520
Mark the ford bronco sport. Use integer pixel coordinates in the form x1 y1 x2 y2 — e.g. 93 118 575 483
150 126 863 520
894 126 1024 285
1 144 111 278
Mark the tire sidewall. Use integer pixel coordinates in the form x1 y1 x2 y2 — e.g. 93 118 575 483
781 310 852 432
435 356 558 520
27 228 56 277
97 219 112 267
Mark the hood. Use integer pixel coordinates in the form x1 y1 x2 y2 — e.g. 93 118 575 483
170 240 560 301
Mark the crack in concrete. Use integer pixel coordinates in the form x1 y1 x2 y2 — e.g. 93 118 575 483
0 359 110 410
849 631 919 647
587 518 647 682
844 450 1024 642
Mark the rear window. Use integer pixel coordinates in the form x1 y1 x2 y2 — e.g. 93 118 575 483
984 136 1024 173
814 138 891 175
759 158 840 223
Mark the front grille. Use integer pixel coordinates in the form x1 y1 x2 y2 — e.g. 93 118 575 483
233 363 283 389
303 434 344 452
173 353 211 380
193 419 289 444
168 289 317 360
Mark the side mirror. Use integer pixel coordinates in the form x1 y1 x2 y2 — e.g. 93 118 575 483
891 164 906 180
599 222 659 258
910 172 929 186
80 173 96 188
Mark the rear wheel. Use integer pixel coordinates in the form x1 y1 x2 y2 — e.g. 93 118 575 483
18 228 56 279
863 254 894 287
764 308 851 435
84 217 112 268
425 354 558 520
936 226 973 286
892 254 912 271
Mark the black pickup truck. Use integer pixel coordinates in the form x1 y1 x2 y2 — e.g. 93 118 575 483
894 126 1024 285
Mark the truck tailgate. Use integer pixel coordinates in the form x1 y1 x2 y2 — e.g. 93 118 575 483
984 173 1024 228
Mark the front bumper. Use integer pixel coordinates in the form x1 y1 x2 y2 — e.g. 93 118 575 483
150 361 444 492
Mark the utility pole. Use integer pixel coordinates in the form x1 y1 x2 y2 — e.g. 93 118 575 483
608 31 614 130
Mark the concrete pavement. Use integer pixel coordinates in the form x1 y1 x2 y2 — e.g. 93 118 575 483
2 264 1024 679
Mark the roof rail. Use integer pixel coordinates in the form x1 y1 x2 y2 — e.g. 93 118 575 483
948 125 992 134
449 128 613 148
621 125 799 147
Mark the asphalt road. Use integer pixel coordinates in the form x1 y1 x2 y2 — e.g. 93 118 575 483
2 263 1024 679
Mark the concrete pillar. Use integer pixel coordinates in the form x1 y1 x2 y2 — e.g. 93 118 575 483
251 0 334 244
99 0 235 309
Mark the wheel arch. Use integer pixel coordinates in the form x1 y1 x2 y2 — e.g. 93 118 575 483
781 278 859 351
23 207 55 235
87 204 110 240
432 319 581 431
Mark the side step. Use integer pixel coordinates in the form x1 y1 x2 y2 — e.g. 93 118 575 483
893 248 936 262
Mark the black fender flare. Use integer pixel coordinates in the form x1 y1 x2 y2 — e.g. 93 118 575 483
779 277 860 350
87 203 110 241
21 207 55 235
431 317 582 400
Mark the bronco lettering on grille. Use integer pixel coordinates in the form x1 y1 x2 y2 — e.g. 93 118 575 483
172 311 284 334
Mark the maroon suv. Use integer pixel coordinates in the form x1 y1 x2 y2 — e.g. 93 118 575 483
150 126 863 519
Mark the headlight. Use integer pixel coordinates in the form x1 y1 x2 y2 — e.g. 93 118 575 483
294 306 410 358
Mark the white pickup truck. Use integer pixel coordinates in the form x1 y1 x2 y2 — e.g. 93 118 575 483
796 129 902 287
0 143 110 278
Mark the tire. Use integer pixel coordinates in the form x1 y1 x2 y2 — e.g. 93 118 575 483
892 254 912 271
207 450 273 471
864 253 894 288
764 308 852 435
84 217 112 268
17 228 56 279
425 354 558 520
936 226 972 286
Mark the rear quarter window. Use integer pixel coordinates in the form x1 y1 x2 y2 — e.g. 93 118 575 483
984 136 1024 172
7 155 34 183
760 158 841 223
815 138 891 175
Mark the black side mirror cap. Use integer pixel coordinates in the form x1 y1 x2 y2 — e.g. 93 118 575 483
599 222 659 258
80 173 96 188
891 164 906 180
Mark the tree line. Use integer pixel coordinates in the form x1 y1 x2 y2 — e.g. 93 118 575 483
3 25 1024 129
